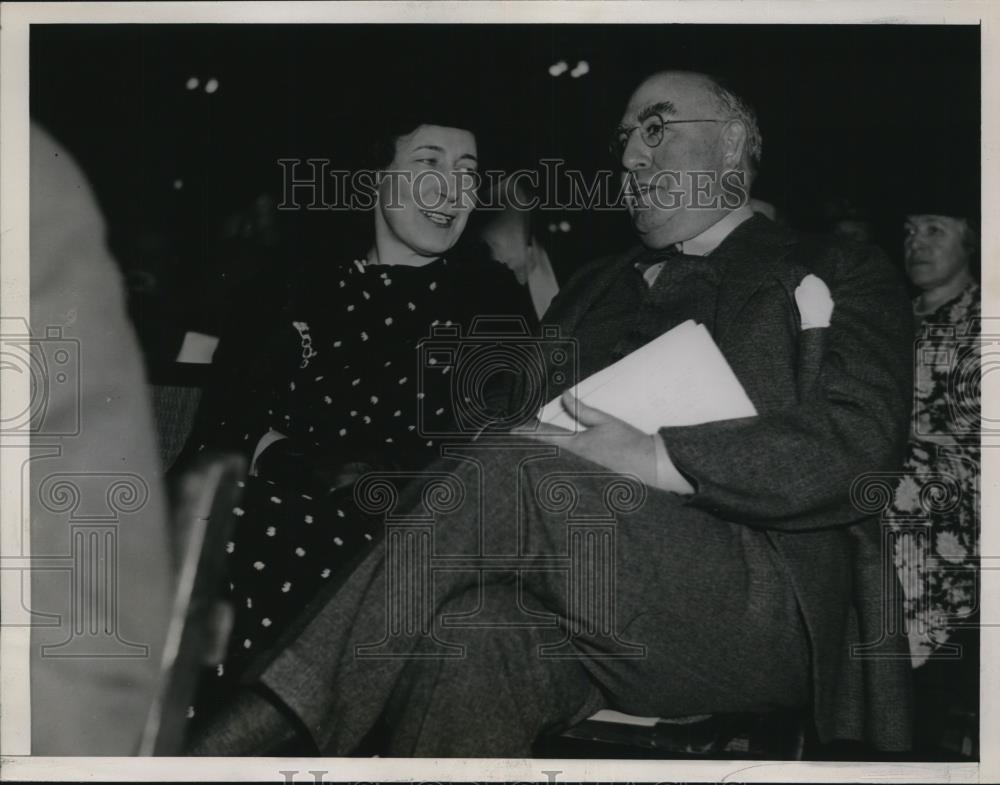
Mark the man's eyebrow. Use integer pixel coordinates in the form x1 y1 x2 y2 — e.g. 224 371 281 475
617 101 678 134
637 101 677 122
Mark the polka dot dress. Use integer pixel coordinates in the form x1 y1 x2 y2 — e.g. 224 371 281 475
276 258 460 462
189 256 485 723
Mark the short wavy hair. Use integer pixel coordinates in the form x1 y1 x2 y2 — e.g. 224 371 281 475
708 76 763 168
362 96 482 172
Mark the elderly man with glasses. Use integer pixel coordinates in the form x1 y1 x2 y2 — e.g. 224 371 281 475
192 71 915 758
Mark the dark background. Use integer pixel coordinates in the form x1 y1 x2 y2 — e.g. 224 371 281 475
30 24 980 365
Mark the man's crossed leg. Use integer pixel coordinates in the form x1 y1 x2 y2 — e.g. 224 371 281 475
191 441 808 756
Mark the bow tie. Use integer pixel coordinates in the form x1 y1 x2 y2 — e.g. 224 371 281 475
633 244 706 272
633 245 714 291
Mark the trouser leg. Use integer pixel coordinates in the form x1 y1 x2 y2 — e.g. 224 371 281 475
253 440 808 755
381 583 601 757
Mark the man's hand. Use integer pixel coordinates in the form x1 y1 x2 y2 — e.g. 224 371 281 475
516 392 658 486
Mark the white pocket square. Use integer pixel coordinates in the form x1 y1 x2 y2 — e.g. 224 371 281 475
795 274 834 329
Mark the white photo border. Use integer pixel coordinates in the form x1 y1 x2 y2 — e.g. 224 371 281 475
1 2 996 782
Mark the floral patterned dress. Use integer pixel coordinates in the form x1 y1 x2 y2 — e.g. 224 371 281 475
889 282 980 667
188 255 532 723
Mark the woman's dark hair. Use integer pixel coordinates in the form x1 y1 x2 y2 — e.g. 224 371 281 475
361 91 485 171
336 91 486 257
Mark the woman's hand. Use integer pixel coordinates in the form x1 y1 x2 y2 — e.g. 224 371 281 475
257 440 372 495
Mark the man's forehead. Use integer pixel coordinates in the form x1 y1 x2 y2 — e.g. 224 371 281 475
622 72 715 121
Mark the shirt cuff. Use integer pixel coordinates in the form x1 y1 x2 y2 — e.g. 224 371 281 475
651 434 695 495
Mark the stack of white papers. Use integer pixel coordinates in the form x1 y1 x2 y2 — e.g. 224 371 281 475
538 320 757 434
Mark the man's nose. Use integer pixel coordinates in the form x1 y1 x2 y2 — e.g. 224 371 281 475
621 131 652 172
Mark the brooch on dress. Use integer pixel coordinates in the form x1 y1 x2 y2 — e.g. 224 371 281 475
292 320 318 368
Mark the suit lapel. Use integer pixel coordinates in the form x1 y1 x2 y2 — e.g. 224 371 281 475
711 215 798 346
557 245 646 336
557 216 801 345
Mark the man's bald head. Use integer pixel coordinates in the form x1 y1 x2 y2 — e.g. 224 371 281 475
616 70 762 248
627 71 762 167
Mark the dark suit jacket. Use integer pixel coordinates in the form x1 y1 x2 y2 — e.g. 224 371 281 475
541 214 914 750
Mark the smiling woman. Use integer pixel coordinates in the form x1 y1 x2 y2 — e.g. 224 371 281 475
372 123 480 264
181 104 534 737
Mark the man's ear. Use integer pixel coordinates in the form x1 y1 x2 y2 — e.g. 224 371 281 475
720 120 748 169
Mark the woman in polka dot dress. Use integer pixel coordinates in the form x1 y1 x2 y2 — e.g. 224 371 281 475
189 115 534 726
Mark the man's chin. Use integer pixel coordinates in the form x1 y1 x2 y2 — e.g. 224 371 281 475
631 215 677 249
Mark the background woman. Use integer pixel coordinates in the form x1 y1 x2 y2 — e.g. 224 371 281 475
891 196 980 756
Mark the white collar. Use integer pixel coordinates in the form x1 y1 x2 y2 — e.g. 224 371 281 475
678 205 755 256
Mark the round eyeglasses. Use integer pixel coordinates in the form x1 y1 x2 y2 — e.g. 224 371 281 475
609 114 731 161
